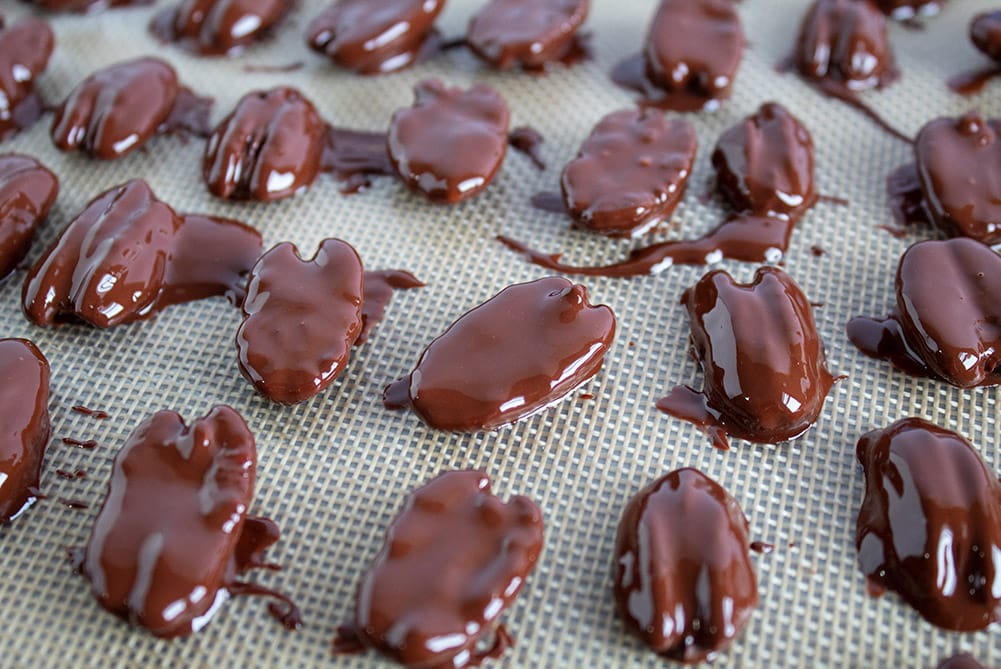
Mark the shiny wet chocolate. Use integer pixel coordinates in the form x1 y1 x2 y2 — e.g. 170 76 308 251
388 79 510 204
358 269 424 344
847 238 1001 388
52 58 211 160
0 19 54 140
614 468 757 663
23 179 262 328
237 239 364 405
0 339 50 524
467 0 589 70
384 276 615 431
856 418 1001 631
875 0 941 19
151 0 291 56
560 109 696 237
500 103 817 275
657 267 835 449
306 0 443 75
938 655 989 669
345 470 543 667
0 154 59 280
204 87 326 201
611 0 744 111
81 406 288 637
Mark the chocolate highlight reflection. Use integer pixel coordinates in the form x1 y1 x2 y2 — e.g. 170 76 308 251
0 18 54 140
150 0 292 56
467 0 589 70
0 154 59 280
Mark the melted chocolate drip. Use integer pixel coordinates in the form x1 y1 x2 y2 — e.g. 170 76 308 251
0 19 54 140
358 269 424 344
62 437 98 449
71 406 108 419
0 339 50 523
508 126 546 170
56 469 87 480
59 498 89 509
0 154 59 280
530 190 567 214
467 0 589 70
150 0 292 56
321 127 395 194
242 61 305 73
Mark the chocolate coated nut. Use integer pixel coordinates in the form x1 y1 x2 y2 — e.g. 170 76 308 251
657 267 835 449
388 79 510 204
467 0 588 70
81 406 266 637
237 239 364 404
856 418 1001 631
51 58 180 160
23 179 262 328
350 470 543 667
384 276 615 431
0 338 50 523
614 468 757 664
795 0 897 90
204 87 326 201
847 238 1001 388
971 11 1001 62
561 108 696 237
151 0 291 55
306 0 443 74
0 19 54 139
0 154 59 280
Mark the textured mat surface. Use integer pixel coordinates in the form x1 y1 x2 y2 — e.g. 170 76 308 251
0 0 999 667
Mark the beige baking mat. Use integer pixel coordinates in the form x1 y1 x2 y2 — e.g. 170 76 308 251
0 0 998 667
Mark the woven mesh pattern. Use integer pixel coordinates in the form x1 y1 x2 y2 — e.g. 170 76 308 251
0 1 999 667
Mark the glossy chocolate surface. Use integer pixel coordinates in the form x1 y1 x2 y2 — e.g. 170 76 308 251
856 418 1001 631
306 0 444 75
0 339 50 524
204 87 326 202
560 109 697 237
499 103 817 275
614 468 757 663
657 267 835 449
938 655 989 669
384 276 615 431
911 113 1001 243
321 127 396 194
237 239 364 405
0 154 59 280
23 179 262 328
848 238 1001 388
875 0 941 19
0 19 54 140
81 406 284 637
388 79 510 204
611 0 744 111
467 0 588 70
358 269 424 344
350 470 543 667
151 0 291 55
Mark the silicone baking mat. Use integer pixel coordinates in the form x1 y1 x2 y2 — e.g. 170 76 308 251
0 0 998 667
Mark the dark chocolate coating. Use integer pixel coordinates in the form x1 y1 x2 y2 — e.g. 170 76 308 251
22 179 262 328
358 269 424 344
644 0 744 108
0 338 50 523
972 11 1001 62
938 655 989 669
204 87 326 202
614 468 757 664
657 267 835 449
795 0 897 91
387 79 510 204
27 0 148 12
237 239 364 405
847 238 1001 388
467 0 588 70
914 113 1001 244
560 109 697 237
875 0 941 19
306 0 443 75
151 0 291 56
82 406 259 637
51 58 182 160
0 154 59 280
856 418 1001 631
384 276 615 431
0 19 54 140
353 470 543 667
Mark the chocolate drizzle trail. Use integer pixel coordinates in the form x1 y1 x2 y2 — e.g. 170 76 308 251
856 418 1001 631
847 238 1001 388
466 0 590 71
614 468 757 663
62 438 98 449
71 406 108 419
611 0 744 112
149 0 292 56
0 19 54 140
321 127 395 194
500 103 817 276
384 277 615 431
338 470 542 668
80 406 300 637
949 11 1001 95
56 469 87 480
656 267 836 449
27 0 151 12
358 270 424 344
0 339 51 524
23 180 262 328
